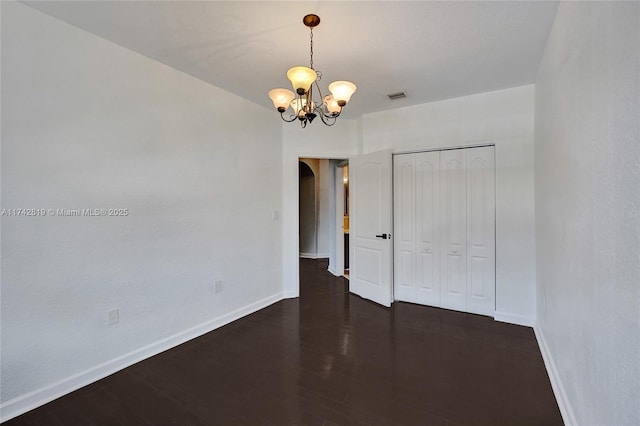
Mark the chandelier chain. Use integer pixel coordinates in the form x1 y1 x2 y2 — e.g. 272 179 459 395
309 28 314 70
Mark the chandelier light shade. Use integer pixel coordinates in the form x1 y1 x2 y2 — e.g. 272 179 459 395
324 95 341 114
268 14 357 128
291 99 314 117
268 88 295 112
328 81 357 106
286 66 317 95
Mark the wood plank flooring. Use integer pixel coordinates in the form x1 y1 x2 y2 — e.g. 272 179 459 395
4 259 562 425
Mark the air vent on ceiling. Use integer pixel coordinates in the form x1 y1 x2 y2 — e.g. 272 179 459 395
387 91 407 100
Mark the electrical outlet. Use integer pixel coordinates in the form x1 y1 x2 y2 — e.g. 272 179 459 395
108 309 119 326
272 210 279 220
215 280 223 294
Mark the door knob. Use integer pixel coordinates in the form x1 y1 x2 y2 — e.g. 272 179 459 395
375 233 389 239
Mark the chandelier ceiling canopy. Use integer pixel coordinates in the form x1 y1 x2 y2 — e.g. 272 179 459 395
268 14 357 128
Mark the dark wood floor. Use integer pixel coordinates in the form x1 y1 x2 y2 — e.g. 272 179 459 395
5 259 562 425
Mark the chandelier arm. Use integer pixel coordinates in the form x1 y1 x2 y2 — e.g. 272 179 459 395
313 79 324 99
310 104 337 126
313 103 342 120
325 109 342 119
280 112 298 123
312 78 325 115
306 86 313 113
318 113 337 126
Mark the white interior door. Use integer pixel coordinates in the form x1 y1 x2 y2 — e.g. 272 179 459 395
349 149 393 307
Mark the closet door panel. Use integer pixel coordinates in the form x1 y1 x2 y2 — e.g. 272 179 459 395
440 149 467 312
415 151 440 306
393 154 415 303
466 146 495 316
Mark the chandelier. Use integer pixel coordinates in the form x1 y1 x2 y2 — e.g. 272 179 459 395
268 14 357 128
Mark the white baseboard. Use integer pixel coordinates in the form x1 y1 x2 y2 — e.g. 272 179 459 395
328 267 344 277
282 290 299 299
0 293 284 423
534 324 577 426
299 253 329 259
493 311 536 327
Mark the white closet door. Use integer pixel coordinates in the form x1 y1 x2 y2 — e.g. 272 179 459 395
465 146 495 316
392 147 495 316
440 149 467 312
393 154 416 303
415 151 440 306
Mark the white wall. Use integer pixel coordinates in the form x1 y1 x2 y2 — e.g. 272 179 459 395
535 2 640 425
282 121 359 297
363 86 537 324
0 3 283 421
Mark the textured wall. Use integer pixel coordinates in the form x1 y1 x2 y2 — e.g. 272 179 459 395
1 2 283 418
535 2 640 424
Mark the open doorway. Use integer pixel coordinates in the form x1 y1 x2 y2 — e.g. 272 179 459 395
298 158 349 280
338 162 349 279
299 161 317 258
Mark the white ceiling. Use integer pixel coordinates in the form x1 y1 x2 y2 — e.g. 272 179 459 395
23 1 559 119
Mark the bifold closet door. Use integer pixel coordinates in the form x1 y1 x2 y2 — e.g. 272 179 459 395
415 151 441 306
393 154 415 303
439 149 467 312
393 147 494 316
393 151 440 305
465 146 495 316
